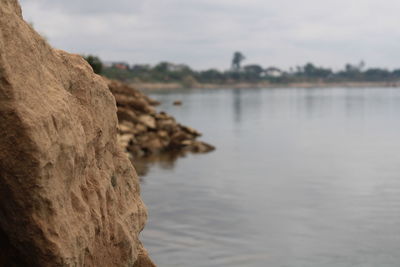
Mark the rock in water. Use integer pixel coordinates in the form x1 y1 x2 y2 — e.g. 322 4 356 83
0 1 154 266
106 79 215 159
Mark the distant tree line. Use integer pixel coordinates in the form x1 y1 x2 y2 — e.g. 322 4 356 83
83 53 400 86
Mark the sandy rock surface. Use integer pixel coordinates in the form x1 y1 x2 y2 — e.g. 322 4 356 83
0 1 154 266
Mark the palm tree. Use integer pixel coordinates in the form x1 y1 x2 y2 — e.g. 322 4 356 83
231 51 245 71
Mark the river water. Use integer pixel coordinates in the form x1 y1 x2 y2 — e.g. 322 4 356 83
140 87 400 267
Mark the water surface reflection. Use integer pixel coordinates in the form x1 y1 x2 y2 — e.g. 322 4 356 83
141 88 400 267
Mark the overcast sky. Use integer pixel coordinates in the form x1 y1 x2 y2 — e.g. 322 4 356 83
19 0 400 70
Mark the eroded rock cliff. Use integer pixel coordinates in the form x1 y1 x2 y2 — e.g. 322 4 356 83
0 0 154 266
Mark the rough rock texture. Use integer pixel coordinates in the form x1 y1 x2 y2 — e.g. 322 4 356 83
106 79 215 159
0 1 154 266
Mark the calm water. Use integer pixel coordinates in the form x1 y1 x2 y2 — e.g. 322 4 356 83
141 87 400 267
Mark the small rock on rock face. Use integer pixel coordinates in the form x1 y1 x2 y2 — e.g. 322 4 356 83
173 100 183 106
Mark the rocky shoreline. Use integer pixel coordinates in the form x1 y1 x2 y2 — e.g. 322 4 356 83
105 79 215 174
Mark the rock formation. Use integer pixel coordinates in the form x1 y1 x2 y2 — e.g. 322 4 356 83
106 79 215 160
0 1 154 266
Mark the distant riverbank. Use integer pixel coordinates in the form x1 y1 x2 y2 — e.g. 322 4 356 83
131 81 400 91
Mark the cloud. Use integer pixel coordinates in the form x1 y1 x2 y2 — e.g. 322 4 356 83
21 0 145 15
19 0 400 70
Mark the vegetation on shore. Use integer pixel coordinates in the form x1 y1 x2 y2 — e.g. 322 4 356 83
84 53 400 88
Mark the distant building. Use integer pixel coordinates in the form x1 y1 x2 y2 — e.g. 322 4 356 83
103 61 130 70
112 62 130 70
265 67 283 77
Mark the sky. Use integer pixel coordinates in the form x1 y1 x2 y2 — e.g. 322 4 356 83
19 0 400 71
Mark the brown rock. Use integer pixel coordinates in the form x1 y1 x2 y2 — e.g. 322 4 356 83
119 121 136 134
157 130 169 139
157 119 176 133
146 97 161 106
138 114 156 129
133 246 155 267
191 142 216 153
155 112 172 121
181 140 194 146
117 106 139 124
142 138 164 153
180 125 202 137
114 94 155 114
135 123 148 134
173 100 182 106
0 1 154 266
169 132 191 149
118 133 134 149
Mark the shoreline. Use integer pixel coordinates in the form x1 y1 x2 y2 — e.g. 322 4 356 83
130 81 400 91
